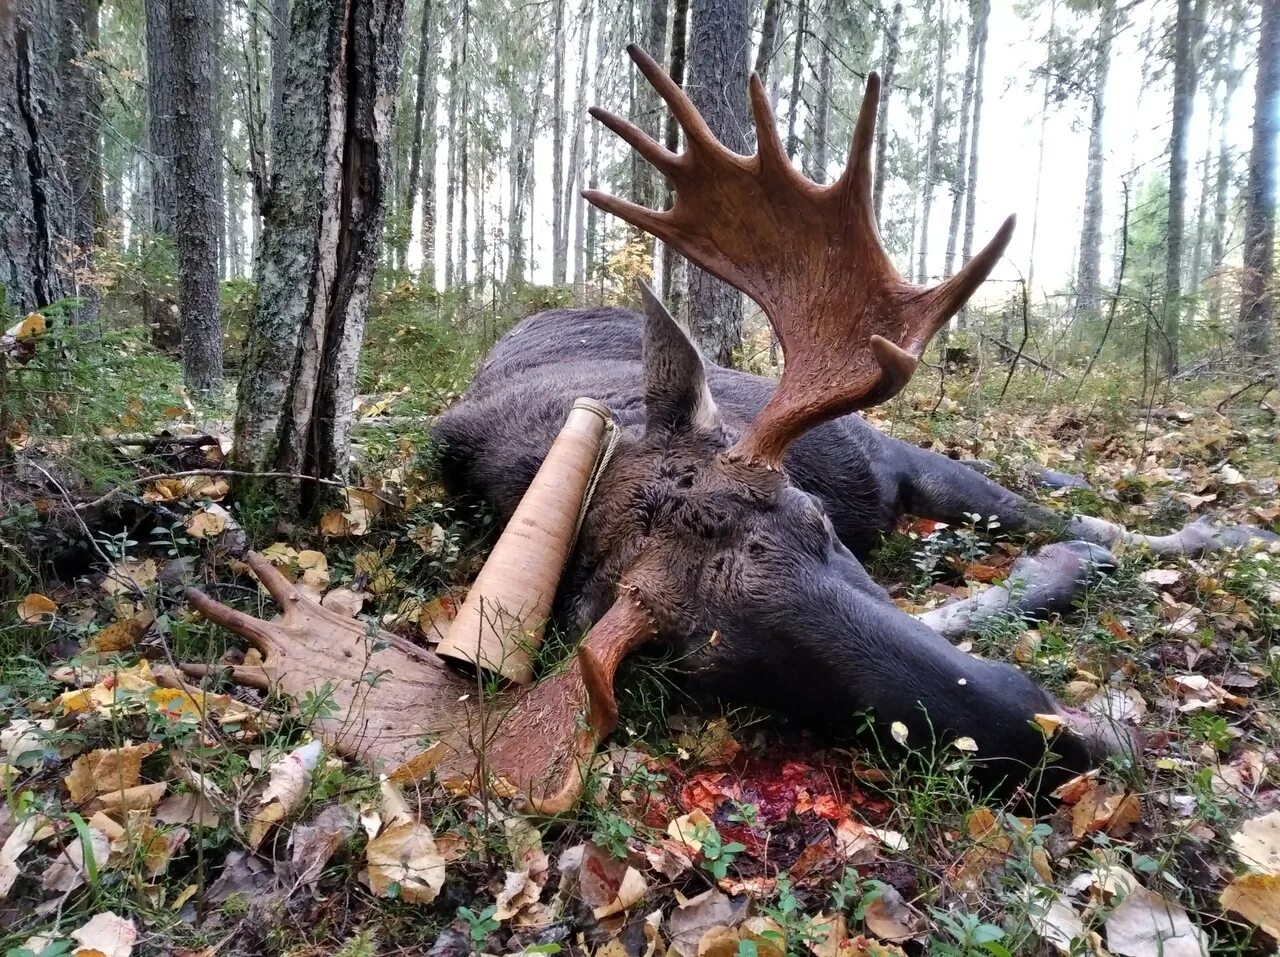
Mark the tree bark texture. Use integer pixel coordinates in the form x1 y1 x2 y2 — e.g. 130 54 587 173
0 1 69 315
872 1 902 222
660 0 689 305
551 0 567 285
1074 0 1114 323
1240 0 1279 359
399 0 435 273
916 6 947 284
145 0 177 236
1208 18 1243 328
957 0 988 326
58 0 102 323
1161 0 1199 375
943 9 978 280
234 0 406 503
684 0 749 364
753 0 779 80
169 0 224 391
807 13 833 183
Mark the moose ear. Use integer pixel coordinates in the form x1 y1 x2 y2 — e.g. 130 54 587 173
638 279 721 432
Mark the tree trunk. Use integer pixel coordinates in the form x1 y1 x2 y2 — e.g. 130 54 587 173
269 0 289 149
57 0 102 323
443 36 456 287
233 0 406 507
784 0 806 160
0 2 68 314
1074 0 1114 324
943 8 977 280
456 1 469 289
399 0 433 272
660 0 689 305
169 0 223 391
567 1 594 296
551 0 567 285
1161 0 1199 375
1240 0 1279 359
807 12 833 183
1189 80 1217 291
753 0 779 80
1025 0 1056 294
639 0 670 212
211 0 226 278
916 4 947 284
685 0 748 364
1208 20 1243 328
145 0 177 236
585 11 605 294
872 1 902 222
957 0 988 326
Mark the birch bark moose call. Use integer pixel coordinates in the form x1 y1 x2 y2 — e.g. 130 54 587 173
186 46 1274 813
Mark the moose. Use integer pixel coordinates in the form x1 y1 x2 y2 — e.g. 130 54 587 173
186 47 1271 811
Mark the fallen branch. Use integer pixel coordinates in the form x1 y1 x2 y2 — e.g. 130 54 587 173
1215 373 1276 415
984 333 1066 381
73 469 360 512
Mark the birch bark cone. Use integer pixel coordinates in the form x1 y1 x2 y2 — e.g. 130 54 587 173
436 398 611 684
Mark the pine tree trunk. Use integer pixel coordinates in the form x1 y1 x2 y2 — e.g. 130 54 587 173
943 9 977 281
639 0 670 212
169 0 223 391
753 0 779 79
567 1 594 295
916 5 947 284
1240 0 1279 360
1162 0 1198 375
0 2 69 314
58 0 102 323
660 0 689 305
234 0 406 506
551 0 567 285
958 0 988 326
807 12 833 183
457 2 470 289
872 1 902 222
145 0 177 236
211 0 226 278
443 35 457 287
1025 0 1056 294
399 0 433 272
1189 81 1218 291
685 0 748 363
1074 0 1114 323
585 13 605 294
269 0 289 146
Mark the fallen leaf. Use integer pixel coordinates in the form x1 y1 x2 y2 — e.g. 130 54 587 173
668 808 714 853
863 884 927 942
1231 810 1280 874
579 841 648 919
91 617 148 652
100 558 158 596
64 742 159 804
184 504 231 538
1105 884 1207 957
70 911 137 957
17 593 56 624
1141 569 1182 586
42 826 111 893
834 818 878 863
1219 872 1280 938
1025 887 1089 955
0 814 39 899
667 888 746 957
322 587 370 618
156 792 220 828
365 822 445 903
249 740 322 849
289 804 358 889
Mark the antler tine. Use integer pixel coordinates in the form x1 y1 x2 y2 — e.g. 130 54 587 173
587 45 1015 470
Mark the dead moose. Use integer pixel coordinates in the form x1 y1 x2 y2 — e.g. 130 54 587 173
186 47 1273 812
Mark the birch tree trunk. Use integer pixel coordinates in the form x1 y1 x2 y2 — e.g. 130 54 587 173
233 0 406 508
567 1 594 296
916 5 948 284
1025 0 1056 294
443 37 456 287
1074 0 1114 324
1208 20 1243 328
0 1 68 314
1240 0 1278 360
872 1 902 222
169 0 223 391
585 12 605 294
685 0 748 363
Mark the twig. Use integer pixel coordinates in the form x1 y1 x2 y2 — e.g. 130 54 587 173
998 278 1032 401
1215 373 1275 414
73 468 371 512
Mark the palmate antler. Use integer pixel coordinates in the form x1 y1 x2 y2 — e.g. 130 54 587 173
585 46 1015 468
184 554 656 814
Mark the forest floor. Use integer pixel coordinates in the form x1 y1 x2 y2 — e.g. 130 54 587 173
0 293 1278 957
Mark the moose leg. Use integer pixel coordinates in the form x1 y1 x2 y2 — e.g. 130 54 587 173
915 540 1115 640
881 435 1278 556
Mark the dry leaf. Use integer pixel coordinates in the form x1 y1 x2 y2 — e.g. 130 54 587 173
70 911 137 957
834 818 878 863
1219 872 1280 938
156 792 220 828
17 593 56 624
0 814 39 899
863 884 927 942
1105 884 1207 957
100 558 158 596
321 587 370 618
249 740 322 849
1231 810 1280 874
184 504 230 539
90 617 147 652
289 804 358 888
365 822 445 903
667 888 746 957
1025 888 1089 955
579 842 648 919
667 809 713 853
42 826 111 893
63 742 159 804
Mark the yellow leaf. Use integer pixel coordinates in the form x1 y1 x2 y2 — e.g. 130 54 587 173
1220 873 1280 937
17 593 56 624
63 742 159 803
184 505 229 539
91 617 147 652
15 313 46 341
365 822 446 903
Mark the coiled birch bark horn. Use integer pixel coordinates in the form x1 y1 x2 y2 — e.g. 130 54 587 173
436 397 612 684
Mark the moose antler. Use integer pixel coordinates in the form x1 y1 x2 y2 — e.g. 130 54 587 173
585 45 1015 468
183 553 656 814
